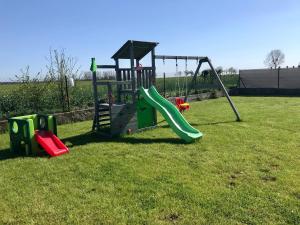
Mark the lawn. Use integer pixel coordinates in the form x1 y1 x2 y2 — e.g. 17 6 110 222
0 96 299 225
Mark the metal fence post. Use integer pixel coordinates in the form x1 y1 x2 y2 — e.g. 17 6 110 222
277 67 280 89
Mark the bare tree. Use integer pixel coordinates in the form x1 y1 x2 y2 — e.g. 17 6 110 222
46 49 80 111
264 49 285 69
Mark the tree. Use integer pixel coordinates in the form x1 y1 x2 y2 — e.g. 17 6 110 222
228 67 237 74
264 49 285 69
201 69 211 79
46 49 80 111
215 66 223 75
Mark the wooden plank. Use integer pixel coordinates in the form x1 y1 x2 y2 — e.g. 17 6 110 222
110 104 136 115
96 81 131 86
126 70 131 89
122 70 126 90
97 65 116 69
137 71 141 88
142 70 145 87
99 118 111 122
119 90 134 94
110 113 138 135
99 122 111 127
146 69 150 88
98 114 110 118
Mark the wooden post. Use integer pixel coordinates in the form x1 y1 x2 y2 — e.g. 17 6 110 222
64 75 70 111
151 48 156 86
91 58 99 131
136 59 141 88
115 59 121 103
130 41 136 102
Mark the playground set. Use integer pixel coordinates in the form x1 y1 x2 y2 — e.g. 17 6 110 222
90 40 240 142
8 40 240 157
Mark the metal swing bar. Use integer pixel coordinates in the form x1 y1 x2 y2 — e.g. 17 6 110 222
155 55 206 61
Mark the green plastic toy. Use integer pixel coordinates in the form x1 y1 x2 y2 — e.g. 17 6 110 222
8 114 57 155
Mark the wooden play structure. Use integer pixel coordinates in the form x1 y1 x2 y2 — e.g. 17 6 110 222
90 41 158 136
90 40 241 140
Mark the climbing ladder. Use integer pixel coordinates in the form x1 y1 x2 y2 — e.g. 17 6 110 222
91 77 132 133
93 103 111 131
92 79 114 132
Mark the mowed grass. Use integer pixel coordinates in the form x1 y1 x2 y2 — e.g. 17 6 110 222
0 97 299 225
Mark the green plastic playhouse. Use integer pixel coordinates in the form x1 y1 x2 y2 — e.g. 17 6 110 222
8 114 57 155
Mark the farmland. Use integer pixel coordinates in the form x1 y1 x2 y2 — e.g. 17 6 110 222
0 75 239 120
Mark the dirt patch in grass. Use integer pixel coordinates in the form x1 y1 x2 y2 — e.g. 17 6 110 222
163 213 180 222
261 175 277 182
293 192 300 200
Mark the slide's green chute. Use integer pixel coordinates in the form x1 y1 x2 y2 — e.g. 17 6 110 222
139 86 202 143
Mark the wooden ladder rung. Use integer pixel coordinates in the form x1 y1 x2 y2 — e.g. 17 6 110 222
99 118 110 122
120 89 133 93
98 108 109 112
98 113 110 117
99 122 111 127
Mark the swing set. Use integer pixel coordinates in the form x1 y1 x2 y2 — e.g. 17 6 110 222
91 40 241 142
161 56 194 112
156 54 241 121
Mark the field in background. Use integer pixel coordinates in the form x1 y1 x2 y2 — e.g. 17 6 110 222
0 75 239 120
0 96 299 224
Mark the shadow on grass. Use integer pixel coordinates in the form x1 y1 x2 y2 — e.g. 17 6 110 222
158 120 238 129
0 131 185 161
197 120 240 126
63 131 186 148
0 148 19 161
0 148 52 161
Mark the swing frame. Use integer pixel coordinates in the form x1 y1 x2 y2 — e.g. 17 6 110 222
155 55 241 121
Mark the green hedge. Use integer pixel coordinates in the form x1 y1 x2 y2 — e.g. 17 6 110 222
0 75 238 120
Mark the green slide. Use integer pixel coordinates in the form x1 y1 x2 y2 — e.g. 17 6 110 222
139 86 203 143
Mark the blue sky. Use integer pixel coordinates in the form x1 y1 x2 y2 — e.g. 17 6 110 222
0 0 300 81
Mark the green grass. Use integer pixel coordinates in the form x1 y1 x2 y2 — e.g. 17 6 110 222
0 96 299 224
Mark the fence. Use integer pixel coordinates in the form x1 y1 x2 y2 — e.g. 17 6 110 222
239 67 300 89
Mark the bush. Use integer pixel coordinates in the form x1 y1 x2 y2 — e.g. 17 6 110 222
0 89 19 119
69 87 94 108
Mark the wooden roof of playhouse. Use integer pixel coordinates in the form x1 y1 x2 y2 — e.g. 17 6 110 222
111 40 158 60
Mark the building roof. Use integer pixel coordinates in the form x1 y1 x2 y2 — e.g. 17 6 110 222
111 40 158 60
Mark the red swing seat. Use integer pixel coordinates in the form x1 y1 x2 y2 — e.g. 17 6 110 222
175 97 190 112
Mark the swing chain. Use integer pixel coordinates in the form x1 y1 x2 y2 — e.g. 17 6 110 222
175 57 181 97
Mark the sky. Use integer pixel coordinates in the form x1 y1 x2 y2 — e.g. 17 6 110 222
0 0 300 81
